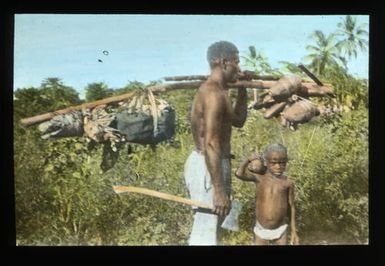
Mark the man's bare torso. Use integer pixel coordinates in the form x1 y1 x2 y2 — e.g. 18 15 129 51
191 80 233 158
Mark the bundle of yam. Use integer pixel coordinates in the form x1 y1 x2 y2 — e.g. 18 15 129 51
161 65 336 131
115 90 175 145
33 89 176 147
246 66 336 130
248 75 332 130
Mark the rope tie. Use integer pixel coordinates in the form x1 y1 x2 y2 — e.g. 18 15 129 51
147 89 159 137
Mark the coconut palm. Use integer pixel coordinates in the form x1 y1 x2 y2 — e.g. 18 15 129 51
336 15 368 60
241 46 281 76
303 31 345 76
278 61 304 76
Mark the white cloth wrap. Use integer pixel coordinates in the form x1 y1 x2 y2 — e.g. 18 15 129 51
184 150 231 245
253 220 288 241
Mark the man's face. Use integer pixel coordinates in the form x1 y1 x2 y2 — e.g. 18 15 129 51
266 151 287 177
222 56 240 82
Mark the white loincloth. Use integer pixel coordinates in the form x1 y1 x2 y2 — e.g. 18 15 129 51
253 220 288 241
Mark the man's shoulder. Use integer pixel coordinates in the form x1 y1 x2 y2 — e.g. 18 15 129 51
197 84 224 104
199 79 221 93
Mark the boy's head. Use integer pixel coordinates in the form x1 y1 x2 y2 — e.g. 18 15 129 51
263 144 288 176
207 41 239 69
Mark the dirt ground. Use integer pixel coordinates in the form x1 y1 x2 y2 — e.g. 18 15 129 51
299 230 367 245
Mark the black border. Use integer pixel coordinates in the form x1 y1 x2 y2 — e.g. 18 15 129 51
2 0 384 264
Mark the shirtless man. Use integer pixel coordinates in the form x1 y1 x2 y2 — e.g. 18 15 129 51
184 41 248 245
235 144 300 245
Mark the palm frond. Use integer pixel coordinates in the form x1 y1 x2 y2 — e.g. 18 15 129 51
248 46 257 59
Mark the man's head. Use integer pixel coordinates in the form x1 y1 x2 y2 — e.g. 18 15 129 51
207 41 239 65
263 144 288 177
207 41 240 80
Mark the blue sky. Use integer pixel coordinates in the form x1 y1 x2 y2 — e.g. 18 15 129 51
14 15 369 99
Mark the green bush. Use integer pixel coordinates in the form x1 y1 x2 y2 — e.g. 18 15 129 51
14 80 368 245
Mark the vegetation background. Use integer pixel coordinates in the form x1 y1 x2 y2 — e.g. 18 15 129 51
13 16 368 245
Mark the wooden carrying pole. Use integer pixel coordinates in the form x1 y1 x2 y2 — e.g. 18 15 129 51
112 185 211 209
163 73 279 81
20 79 332 127
20 91 135 128
19 80 263 127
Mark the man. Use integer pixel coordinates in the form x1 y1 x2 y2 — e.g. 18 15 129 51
184 41 248 245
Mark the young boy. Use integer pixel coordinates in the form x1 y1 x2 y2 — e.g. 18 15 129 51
235 144 300 245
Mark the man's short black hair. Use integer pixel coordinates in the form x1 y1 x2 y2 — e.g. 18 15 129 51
206 41 239 66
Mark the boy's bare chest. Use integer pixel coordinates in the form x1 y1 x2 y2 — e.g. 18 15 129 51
257 178 289 196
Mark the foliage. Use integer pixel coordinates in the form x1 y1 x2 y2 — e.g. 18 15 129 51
277 61 307 77
336 15 368 60
241 46 282 77
303 31 346 76
14 76 368 246
303 16 368 77
14 78 81 120
322 64 368 110
40 78 82 110
113 81 147 96
85 82 114 102
14 16 368 244
14 79 196 245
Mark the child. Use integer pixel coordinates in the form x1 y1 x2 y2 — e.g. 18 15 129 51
235 144 300 245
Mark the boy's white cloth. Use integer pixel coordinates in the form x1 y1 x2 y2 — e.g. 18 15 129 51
253 220 288 240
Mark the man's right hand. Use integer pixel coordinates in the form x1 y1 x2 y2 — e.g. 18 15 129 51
213 190 231 217
239 70 255 81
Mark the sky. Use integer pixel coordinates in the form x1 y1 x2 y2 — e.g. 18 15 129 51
14 14 369 99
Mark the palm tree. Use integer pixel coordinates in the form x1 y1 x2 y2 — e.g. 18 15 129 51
241 46 281 76
278 61 304 76
336 15 368 60
303 31 345 76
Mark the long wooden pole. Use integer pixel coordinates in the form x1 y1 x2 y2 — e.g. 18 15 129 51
20 91 136 127
20 80 332 127
163 73 280 81
19 80 264 127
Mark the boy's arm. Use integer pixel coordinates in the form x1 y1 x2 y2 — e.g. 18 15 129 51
288 181 300 245
235 158 258 182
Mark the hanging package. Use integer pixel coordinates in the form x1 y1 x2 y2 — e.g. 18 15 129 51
269 75 302 101
116 91 175 145
38 111 84 139
282 100 320 125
